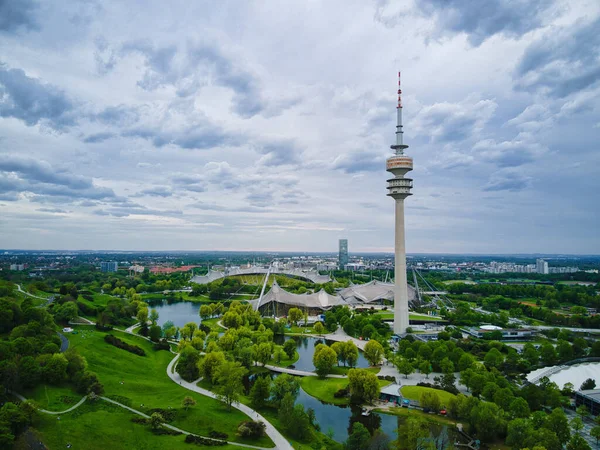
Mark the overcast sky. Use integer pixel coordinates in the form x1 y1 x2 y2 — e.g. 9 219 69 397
0 0 599 254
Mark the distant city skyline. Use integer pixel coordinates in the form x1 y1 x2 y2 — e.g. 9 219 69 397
1 1 599 254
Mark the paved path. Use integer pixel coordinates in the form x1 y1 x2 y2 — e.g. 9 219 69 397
57 332 69 352
167 354 293 450
11 392 87 415
263 364 345 378
13 391 269 449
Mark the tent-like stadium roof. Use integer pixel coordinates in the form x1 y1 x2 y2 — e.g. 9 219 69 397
258 281 346 310
338 280 417 304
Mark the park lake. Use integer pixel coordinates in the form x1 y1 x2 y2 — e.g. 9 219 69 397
150 300 465 445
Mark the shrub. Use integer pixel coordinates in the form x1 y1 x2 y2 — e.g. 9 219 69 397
208 431 228 440
147 408 176 422
104 335 146 356
152 427 181 436
333 388 349 398
153 340 170 351
237 420 266 439
184 435 227 446
95 323 113 331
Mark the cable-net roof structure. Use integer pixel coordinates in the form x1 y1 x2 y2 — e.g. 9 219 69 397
257 280 345 311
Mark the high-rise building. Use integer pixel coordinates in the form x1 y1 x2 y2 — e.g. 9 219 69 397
101 261 119 273
339 239 348 269
536 258 549 274
386 72 413 335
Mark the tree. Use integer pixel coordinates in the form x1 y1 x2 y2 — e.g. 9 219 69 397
182 396 196 411
137 307 148 326
313 343 337 377
364 340 384 366
570 417 584 435
149 325 162 342
346 422 371 450
484 348 504 369
149 308 159 325
314 321 325 334
509 397 530 419
590 426 600 447
506 418 534 450
398 416 430 450
54 302 79 323
176 346 201 382
150 412 163 430
345 341 359 368
348 368 380 404
214 361 247 411
419 360 432 379
544 408 571 445
287 308 303 326
278 392 295 431
540 343 557 366
283 339 296 360
199 351 226 383
271 373 300 404
199 305 211 320
395 358 414 379
255 342 273 366
420 391 441 412
469 401 505 441
567 434 592 450
249 376 271 409
43 353 68 384
580 378 596 390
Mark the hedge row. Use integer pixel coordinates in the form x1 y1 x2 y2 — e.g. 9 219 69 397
104 334 146 356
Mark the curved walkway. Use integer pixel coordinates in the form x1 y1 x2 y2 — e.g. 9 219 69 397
57 332 69 352
167 354 293 450
11 392 87 415
13 391 269 450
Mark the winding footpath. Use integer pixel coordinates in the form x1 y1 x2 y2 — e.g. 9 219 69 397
167 354 294 450
11 392 87 415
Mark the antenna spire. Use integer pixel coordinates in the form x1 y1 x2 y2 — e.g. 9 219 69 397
397 71 402 108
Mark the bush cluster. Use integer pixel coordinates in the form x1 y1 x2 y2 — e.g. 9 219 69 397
184 435 227 446
104 334 146 356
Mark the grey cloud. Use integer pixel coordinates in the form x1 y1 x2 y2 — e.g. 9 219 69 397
413 98 497 143
256 140 301 167
515 17 600 97
246 191 274 207
187 44 265 118
93 204 183 218
0 155 118 202
135 186 173 197
414 0 553 46
0 0 40 34
474 138 546 168
83 132 115 143
331 151 386 173
0 63 76 129
36 207 69 213
95 104 140 126
122 40 178 90
123 124 234 150
484 169 531 192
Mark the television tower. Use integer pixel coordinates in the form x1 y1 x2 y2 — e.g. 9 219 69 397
386 72 413 335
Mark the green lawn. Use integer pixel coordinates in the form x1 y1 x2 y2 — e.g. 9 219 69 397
201 318 226 330
300 376 391 405
33 400 241 450
400 386 456 406
375 406 458 426
45 327 274 448
328 366 380 376
270 350 300 368
22 384 82 411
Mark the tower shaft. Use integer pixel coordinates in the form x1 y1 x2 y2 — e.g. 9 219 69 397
394 199 410 334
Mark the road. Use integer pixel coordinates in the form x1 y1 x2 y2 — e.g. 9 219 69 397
57 332 69 352
16 283 54 306
167 354 293 450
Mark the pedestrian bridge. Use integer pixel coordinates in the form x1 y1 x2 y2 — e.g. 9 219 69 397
190 265 332 285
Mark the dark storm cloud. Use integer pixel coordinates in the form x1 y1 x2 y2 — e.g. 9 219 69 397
331 151 386 173
0 63 76 129
83 132 115 143
413 0 553 46
514 17 600 97
0 0 40 34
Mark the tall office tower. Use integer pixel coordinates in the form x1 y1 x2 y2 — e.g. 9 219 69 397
536 258 549 274
386 72 413 335
339 239 348 269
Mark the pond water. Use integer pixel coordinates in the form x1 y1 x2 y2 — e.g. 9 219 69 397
275 335 370 372
149 300 201 328
527 362 600 389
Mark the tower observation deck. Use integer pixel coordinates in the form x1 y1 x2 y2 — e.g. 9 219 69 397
386 72 413 335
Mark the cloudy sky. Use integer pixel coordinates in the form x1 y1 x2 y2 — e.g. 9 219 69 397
1 0 599 253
